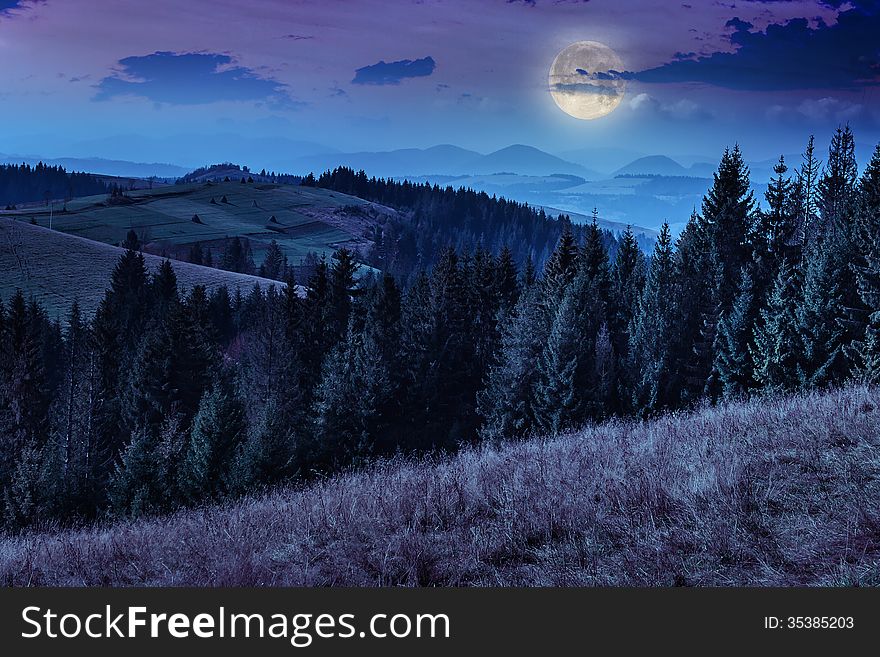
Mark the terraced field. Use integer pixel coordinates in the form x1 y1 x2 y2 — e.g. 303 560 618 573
1 180 384 268
0 217 284 320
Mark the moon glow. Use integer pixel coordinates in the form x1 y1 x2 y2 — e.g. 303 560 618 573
549 41 626 120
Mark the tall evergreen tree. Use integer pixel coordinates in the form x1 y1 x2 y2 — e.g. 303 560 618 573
179 377 246 501
849 143 880 380
702 144 756 310
478 284 548 441
713 270 757 398
751 262 804 393
540 221 578 305
630 223 678 413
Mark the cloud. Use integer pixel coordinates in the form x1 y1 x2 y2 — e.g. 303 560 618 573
551 82 622 96
0 0 42 14
351 56 436 85
628 92 711 120
94 51 290 106
623 2 880 91
797 97 863 121
765 96 867 123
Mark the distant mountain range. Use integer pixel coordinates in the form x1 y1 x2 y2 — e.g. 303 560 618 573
289 144 605 179
613 155 717 178
0 153 190 179
3 139 792 235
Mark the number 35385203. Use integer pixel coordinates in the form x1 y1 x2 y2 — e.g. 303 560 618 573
764 616 854 629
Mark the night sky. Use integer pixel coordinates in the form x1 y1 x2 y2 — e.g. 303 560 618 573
0 0 878 167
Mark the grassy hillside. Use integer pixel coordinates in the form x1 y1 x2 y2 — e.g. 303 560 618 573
0 217 283 319
2 385 878 586
0 180 386 269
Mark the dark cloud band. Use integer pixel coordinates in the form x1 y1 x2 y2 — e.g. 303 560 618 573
352 56 436 85
625 2 880 91
94 51 289 105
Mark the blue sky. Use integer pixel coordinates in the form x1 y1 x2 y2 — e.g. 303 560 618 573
0 0 877 168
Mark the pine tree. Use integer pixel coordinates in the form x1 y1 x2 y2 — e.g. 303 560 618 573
797 135 822 247
579 219 612 306
1 291 49 455
327 248 359 344
630 223 677 413
713 269 757 398
849 143 880 380
179 377 246 501
750 156 796 300
122 229 141 252
541 221 578 305
533 268 604 433
258 240 289 281
125 298 214 435
702 144 756 311
188 242 205 265
151 259 179 312
609 226 646 406
674 210 721 404
796 236 848 388
751 262 803 393
817 125 858 235
495 245 520 319
478 284 548 441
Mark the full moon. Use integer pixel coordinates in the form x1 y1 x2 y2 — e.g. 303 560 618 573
549 41 626 120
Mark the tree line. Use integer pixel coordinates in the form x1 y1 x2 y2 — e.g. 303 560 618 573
1 126 879 531
0 162 109 208
306 166 638 280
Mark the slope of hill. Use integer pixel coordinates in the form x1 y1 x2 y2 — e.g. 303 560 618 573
3 384 877 586
468 144 593 177
614 155 688 177
290 144 594 178
0 218 283 319
1 180 387 274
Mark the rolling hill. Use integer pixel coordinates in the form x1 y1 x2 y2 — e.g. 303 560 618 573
289 144 596 178
2 384 877 586
0 217 286 319
1 180 390 276
614 155 689 177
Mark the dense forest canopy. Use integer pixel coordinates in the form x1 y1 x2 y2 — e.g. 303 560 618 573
0 162 109 208
306 166 628 278
1 127 880 533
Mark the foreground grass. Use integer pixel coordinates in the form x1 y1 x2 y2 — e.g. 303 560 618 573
3 386 880 586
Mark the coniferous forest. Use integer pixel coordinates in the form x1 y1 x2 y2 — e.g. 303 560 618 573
2 127 880 533
0 163 109 208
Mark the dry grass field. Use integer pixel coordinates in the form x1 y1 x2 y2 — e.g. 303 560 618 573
3 385 878 587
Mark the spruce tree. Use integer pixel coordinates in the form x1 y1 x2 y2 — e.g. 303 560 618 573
817 125 858 235
495 245 520 319
609 226 646 406
751 262 804 393
179 377 246 501
630 223 677 413
796 236 848 388
702 144 756 310
478 284 548 441
674 210 721 404
713 269 757 398
259 239 289 281
850 144 880 380
541 221 578 305
797 135 822 246
533 268 605 433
